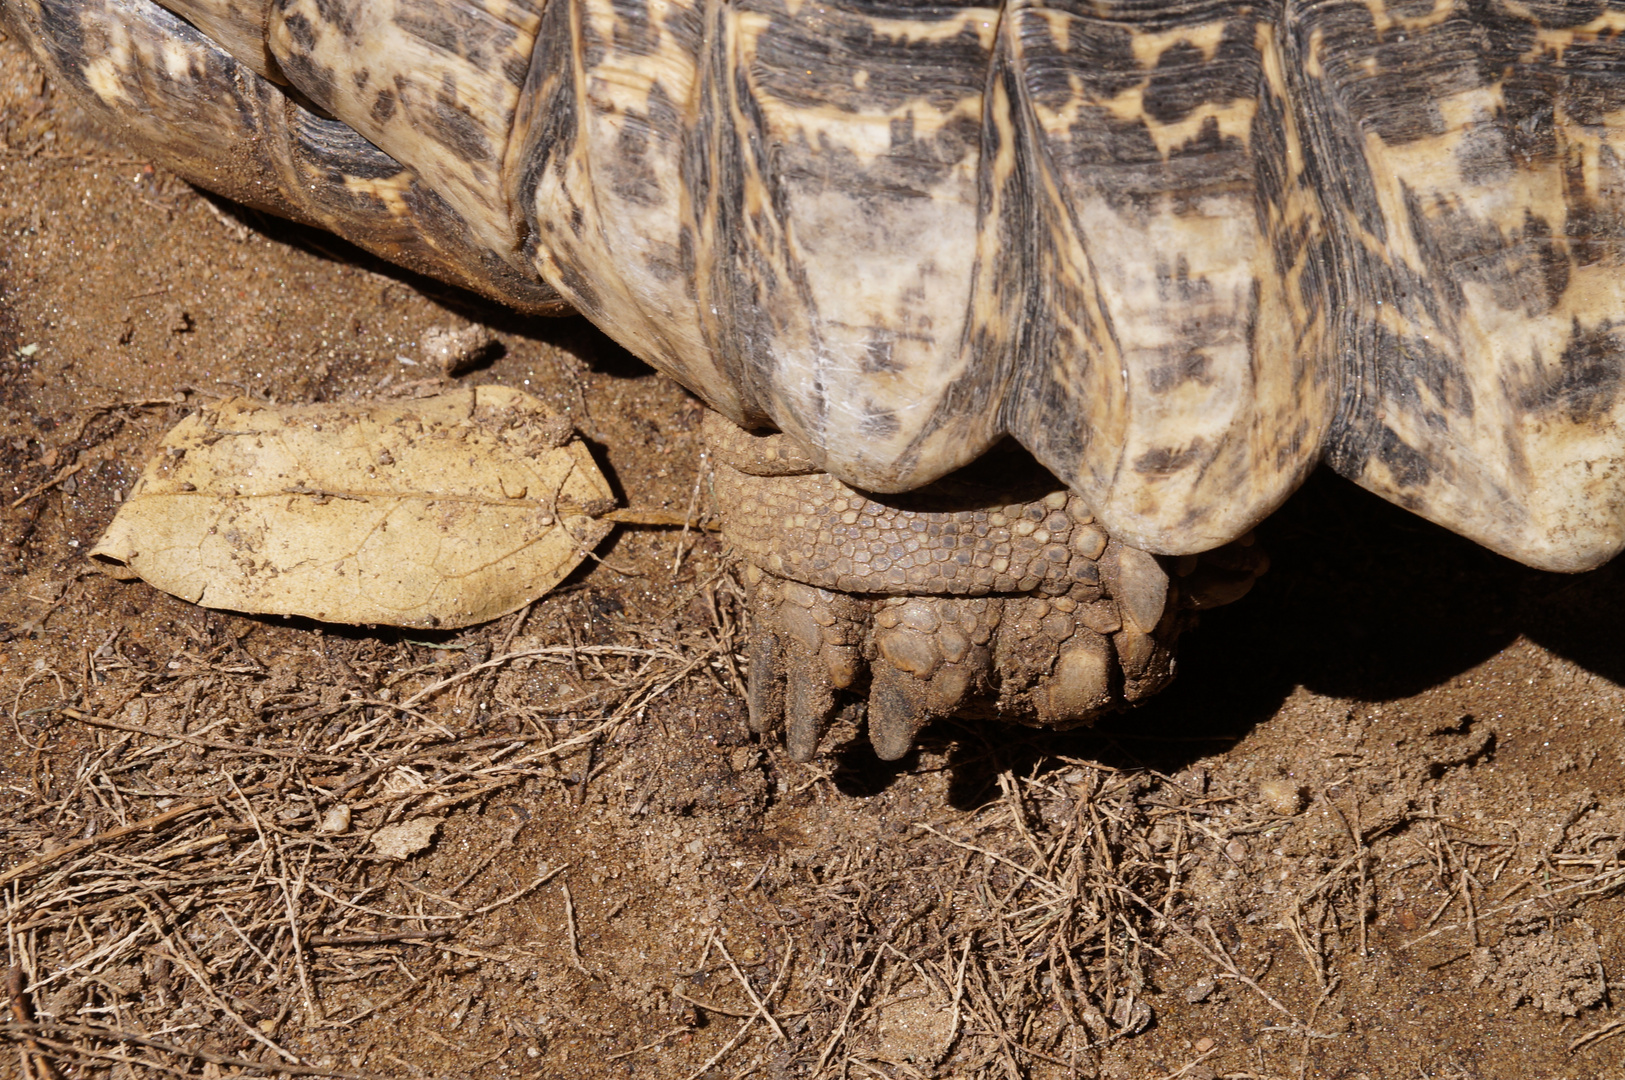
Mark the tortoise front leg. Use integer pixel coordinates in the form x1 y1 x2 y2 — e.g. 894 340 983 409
706 413 1267 761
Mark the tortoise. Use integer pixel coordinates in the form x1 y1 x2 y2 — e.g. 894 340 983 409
6 0 1625 762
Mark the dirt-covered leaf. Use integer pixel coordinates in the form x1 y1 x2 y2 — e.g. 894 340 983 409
89 386 615 628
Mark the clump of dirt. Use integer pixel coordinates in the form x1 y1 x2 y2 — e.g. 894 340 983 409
1472 919 1607 1017
3 27 1625 1080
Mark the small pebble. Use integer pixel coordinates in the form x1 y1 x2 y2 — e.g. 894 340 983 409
318 804 352 834
1183 975 1217 1004
421 323 496 376
1194 1036 1216 1053
161 303 194 334
1259 778 1305 816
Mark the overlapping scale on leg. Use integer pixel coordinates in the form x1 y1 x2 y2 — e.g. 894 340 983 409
867 596 996 758
5 0 563 312
1297 0 1625 571
708 419 1112 598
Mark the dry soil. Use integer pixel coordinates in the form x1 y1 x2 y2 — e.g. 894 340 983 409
2 29 1623 1080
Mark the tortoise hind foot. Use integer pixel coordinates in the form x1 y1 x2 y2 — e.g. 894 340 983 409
708 414 1267 762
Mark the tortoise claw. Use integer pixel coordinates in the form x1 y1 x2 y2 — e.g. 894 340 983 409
785 661 836 762
1172 532 1271 611
866 667 933 760
745 615 783 737
747 572 869 761
743 567 1172 760
866 598 990 759
1037 632 1115 723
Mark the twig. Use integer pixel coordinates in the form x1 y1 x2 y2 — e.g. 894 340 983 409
605 1025 697 1062
328 733 556 798
328 980 428 1027
299 882 472 922
0 801 211 888
669 990 756 1019
680 1018 755 1080
572 734 598 806
472 863 567 916
1399 866 1625 950
1 1021 375 1078
8 461 84 509
16 928 144 996
137 902 299 1063
1325 795 1371 957
397 643 682 709
601 508 715 528
448 823 524 898
58 707 354 763
1115 887 1295 1021
945 935 972 1060
6 966 62 1080
407 776 523 818
562 881 589 975
1569 1016 1625 1052
1154 1048 1224 1080
305 931 453 946
715 938 786 1041
674 943 794 1077
816 942 886 1072
279 847 321 1022
915 824 1066 898
669 449 709 576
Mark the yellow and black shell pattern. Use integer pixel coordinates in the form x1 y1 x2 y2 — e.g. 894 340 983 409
8 0 1625 572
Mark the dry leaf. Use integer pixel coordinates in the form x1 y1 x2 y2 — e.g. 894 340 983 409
371 817 441 860
90 386 614 628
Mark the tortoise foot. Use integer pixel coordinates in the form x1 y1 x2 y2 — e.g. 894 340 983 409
708 414 1267 761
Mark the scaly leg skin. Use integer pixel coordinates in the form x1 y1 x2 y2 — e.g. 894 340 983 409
706 413 1268 762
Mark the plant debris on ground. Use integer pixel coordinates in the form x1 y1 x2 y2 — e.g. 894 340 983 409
3 28 1625 1080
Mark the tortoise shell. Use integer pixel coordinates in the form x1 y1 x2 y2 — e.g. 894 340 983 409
9 0 1625 571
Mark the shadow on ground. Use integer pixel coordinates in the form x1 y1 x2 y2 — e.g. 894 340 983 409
825 466 1625 808
200 191 656 381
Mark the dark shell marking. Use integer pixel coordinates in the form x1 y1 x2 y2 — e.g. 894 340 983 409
9 0 1625 570
2 0 565 312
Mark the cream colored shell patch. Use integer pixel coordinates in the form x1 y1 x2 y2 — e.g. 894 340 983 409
90 387 614 628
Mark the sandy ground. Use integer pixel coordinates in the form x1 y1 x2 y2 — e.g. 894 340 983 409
2 29 1624 1080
